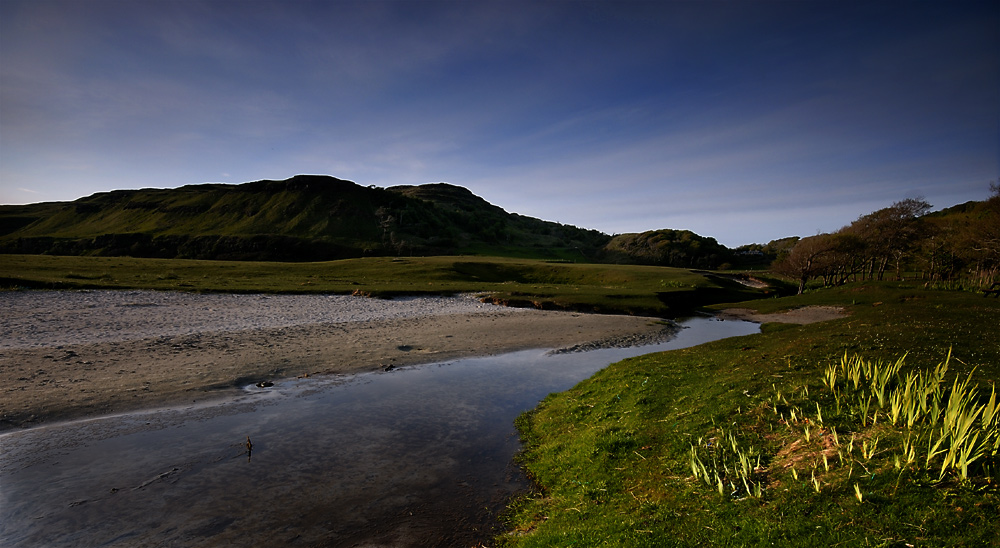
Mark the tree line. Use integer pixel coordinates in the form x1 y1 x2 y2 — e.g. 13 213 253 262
773 184 999 294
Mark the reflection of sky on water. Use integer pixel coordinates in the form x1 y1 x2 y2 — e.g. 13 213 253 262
0 316 758 547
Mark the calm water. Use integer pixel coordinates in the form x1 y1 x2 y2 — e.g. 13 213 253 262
0 316 758 547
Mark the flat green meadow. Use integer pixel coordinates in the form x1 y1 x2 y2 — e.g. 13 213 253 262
0 254 763 316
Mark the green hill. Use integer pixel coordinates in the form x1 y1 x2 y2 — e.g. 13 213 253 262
0 175 610 261
600 229 732 269
0 175 737 265
2 175 993 275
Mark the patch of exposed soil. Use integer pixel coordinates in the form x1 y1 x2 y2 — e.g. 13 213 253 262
717 305 847 325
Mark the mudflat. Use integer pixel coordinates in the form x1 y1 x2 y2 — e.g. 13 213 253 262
1 290 673 430
717 305 847 324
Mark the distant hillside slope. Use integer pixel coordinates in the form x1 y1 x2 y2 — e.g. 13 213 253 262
0 175 610 261
3 174 813 266
600 229 733 269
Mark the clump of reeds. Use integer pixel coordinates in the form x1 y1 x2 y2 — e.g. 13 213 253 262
822 350 999 480
689 427 765 499
688 350 998 502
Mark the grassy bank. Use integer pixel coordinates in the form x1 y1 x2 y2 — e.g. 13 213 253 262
506 283 1000 546
0 254 767 316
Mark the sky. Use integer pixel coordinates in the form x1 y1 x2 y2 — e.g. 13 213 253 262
1 0 997 247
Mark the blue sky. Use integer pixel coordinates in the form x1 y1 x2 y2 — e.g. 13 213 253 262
1 0 997 247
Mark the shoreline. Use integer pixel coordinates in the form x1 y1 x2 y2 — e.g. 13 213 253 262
1 291 675 431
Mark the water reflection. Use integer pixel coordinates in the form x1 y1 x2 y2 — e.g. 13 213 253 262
0 316 758 547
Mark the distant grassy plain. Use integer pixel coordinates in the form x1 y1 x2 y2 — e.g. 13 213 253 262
0 254 767 316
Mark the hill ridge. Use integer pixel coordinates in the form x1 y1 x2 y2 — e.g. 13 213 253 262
0 175 615 262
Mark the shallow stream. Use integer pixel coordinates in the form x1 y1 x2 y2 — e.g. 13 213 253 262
0 316 758 547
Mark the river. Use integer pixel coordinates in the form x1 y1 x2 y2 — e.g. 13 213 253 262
0 316 758 547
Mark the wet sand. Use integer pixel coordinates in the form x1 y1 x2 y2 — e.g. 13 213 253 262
717 305 847 324
1 291 674 431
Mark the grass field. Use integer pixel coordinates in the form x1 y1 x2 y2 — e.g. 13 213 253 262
506 283 1000 546
0 254 768 316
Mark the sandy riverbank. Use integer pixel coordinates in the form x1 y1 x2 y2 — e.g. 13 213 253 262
1 291 675 431
716 305 847 324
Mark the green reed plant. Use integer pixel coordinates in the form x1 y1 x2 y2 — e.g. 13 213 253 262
689 428 765 499
901 433 917 465
690 350 998 507
861 437 878 461
818 351 999 480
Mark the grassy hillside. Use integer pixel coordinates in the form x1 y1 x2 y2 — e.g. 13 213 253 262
0 254 769 317
601 229 732 269
0 175 611 261
506 283 1000 546
3 175 993 278
0 174 781 267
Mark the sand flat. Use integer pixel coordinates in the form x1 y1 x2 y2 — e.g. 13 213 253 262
1 290 671 430
717 305 847 324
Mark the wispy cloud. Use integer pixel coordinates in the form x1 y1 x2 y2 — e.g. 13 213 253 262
1 0 996 244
